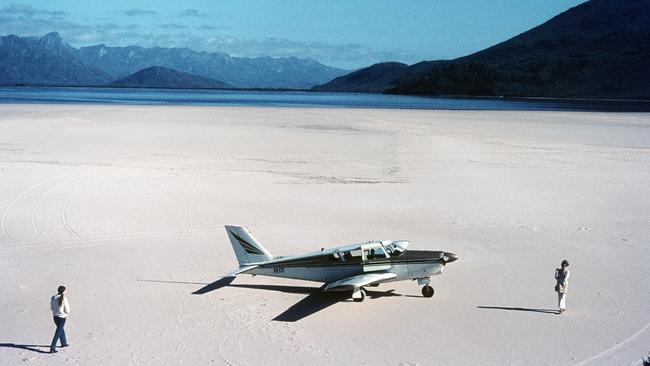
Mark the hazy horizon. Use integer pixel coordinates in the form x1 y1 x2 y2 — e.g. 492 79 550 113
1 1 586 69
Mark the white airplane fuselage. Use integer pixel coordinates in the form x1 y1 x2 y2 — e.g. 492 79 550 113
247 250 447 284
222 226 458 300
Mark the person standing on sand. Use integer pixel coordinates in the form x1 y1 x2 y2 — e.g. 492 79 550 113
50 285 70 353
555 260 570 314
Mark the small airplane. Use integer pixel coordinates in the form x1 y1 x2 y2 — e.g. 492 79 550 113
219 226 458 301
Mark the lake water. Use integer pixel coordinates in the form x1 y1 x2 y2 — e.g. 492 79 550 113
0 87 649 112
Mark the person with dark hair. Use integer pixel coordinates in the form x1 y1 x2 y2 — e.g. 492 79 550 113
554 260 570 314
49 285 70 353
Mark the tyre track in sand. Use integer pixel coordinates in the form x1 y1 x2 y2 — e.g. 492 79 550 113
570 267 648 366
1 171 83 245
60 169 122 243
571 321 650 366
0 228 214 251
30 170 91 240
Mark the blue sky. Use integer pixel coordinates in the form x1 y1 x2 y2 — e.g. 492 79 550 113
0 0 586 69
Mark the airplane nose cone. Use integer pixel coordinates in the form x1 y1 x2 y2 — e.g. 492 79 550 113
443 252 459 263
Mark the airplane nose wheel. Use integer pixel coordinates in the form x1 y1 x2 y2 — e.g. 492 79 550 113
353 287 367 302
422 285 434 298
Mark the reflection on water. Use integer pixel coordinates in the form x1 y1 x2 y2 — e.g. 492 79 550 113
0 87 649 112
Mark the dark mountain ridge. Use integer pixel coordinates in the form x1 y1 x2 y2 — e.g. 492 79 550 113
315 0 650 99
311 62 410 93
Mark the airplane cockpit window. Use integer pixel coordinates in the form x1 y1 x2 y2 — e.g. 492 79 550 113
385 244 404 257
365 246 388 260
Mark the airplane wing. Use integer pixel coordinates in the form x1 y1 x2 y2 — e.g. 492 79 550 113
323 272 397 291
224 265 258 277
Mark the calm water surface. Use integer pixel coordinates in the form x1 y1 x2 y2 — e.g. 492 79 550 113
0 87 648 112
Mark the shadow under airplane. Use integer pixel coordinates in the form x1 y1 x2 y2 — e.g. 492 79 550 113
192 277 235 294
0 343 52 354
228 283 403 322
195 279 406 321
477 306 559 314
138 278 405 322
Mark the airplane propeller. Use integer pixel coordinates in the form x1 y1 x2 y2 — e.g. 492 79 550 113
442 252 459 264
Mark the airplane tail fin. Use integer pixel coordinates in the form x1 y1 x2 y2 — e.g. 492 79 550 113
225 226 273 265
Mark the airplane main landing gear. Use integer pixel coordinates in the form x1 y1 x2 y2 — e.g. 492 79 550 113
352 287 366 302
422 285 434 298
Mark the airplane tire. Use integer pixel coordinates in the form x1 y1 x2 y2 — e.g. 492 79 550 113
353 288 366 302
422 285 434 298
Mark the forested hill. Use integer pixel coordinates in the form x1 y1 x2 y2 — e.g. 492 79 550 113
315 0 650 99
110 67 234 89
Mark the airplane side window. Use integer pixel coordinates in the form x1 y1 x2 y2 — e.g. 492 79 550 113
329 252 341 262
347 249 363 263
343 251 352 261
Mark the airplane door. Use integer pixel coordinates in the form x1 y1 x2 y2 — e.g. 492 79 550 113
362 245 390 272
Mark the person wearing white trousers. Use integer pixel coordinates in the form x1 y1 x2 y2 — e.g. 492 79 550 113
555 260 570 314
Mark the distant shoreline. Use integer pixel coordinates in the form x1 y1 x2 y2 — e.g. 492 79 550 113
2 85 650 103
0 84 306 93
1 86 650 112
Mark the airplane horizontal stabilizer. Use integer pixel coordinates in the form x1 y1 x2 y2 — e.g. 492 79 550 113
323 272 396 291
224 265 258 277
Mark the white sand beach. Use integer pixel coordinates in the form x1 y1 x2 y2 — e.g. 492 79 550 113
1 104 649 365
